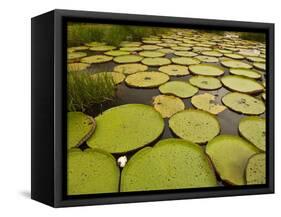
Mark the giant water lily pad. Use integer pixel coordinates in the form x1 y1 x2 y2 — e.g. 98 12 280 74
201 50 223 57
113 63 148 75
68 63 90 71
139 51 165 58
174 51 198 57
224 53 244 60
141 45 162 50
206 135 259 185
169 109 220 143
89 45 116 51
222 92 265 115
246 56 266 63
68 46 89 53
67 112 96 150
239 116 266 151
68 149 120 195
159 81 198 98
81 55 113 64
153 95 185 118
246 153 266 185
171 46 192 51
253 62 266 71
120 47 143 52
91 72 125 84
113 55 143 64
221 60 252 69
120 138 217 192
85 41 106 47
195 55 219 63
221 75 264 94
87 104 164 153
157 48 174 54
189 64 224 76
171 57 200 65
189 76 222 90
125 72 169 88
141 57 171 66
191 93 226 115
104 50 130 56
68 52 87 62
229 68 261 79
159 64 189 76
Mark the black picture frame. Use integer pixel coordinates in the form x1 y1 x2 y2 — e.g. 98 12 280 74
31 9 274 207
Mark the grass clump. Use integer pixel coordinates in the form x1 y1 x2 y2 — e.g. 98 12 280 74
67 70 116 112
239 32 266 42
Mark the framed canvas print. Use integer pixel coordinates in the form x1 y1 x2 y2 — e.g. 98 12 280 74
31 9 274 207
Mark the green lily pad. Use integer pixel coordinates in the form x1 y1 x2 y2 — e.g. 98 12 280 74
141 45 162 50
81 55 113 64
68 149 120 195
120 138 217 192
246 56 266 63
171 57 200 65
238 50 259 57
193 46 212 52
68 46 89 53
157 48 174 54
159 64 189 76
224 53 245 60
222 92 265 115
201 50 223 57
195 55 219 63
246 153 266 185
141 57 171 66
153 95 185 118
189 64 225 76
221 60 253 69
253 62 266 71
239 116 266 151
206 135 259 185
91 72 125 84
87 104 164 153
171 46 192 51
68 63 90 72
139 51 165 58
67 112 96 150
143 40 161 44
191 93 226 115
120 47 143 52
104 50 130 56
85 41 106 47
221 75 264 94
174 51 198 57
113 55 143 64
125 72 169 88
159 81 198 98
229 68 262 79
189 76 222 90
120 41 142 47
214 49 232 54
68 52 87 62
169 109 220 143
113 63 148 75
89 45 116 51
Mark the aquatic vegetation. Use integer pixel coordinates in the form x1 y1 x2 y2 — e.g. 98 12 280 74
120 138 217 192
239 117 266 151
169 109 220 144
174 51 198 57
141 45 162 50
91 72 125 85
120 47 143 52
224 53 245 60
159 81 198 98
67 112 96 149
171 57 200 65
201 50 223 57
159 64 189 76
104 50 130 56
113 63 148 75
246 153 266 185
125 72 169 88
229 68 261 79
153 95 185 118
113 55 143 63
89 45 116 51
239 32 266 42
68 149 120 195
189 75 222 90
141 57 171 66
195 55 219 63
68 46 89 53
67 52 87 63
246 56 266 63
81 55 113 64
138 51 165 57
68 63 90 71
189 64 225 76
253 62 266 71
206 135 260 185
171 46 192 51
87 104 164 154
222 92 265 115
220 60 252 69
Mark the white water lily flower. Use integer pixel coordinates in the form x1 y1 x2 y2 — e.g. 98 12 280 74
117 156 127 168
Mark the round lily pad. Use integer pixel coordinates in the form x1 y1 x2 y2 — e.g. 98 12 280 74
238 50 260 57
85 41 105 47
68 46 89 53
221 60 253 69
221 75 264 94
104 50 130 56
141 57 171 66
113 55 143 64
68 63 90 72
246 153 266 185
141 45 162 50
214 49 232 54
81 55 113 64
120 47 143 52
246 56 266 63
201 50 223 57
239 116 266 151
125 72 169 88
171 46 192 51
153 95 185 118
157 48 174 54
87 104 164 153
113 63 148 75
224 53 244 60
222 92 265 115
189 76 222 90
195 55 219 63
159 64 189 76
169 109 220 144
89 45 116 51
171 57 200 65
120 41 142 47
189 64 224 76
91 72 125 84
67 112 96 150
68 52 87 62
253 62 266 71
191 93 226 115
139 51 165 58
68 149 120 195
206 135 259 185
229 68 261 79
159 81 198 98
120 138 217 192
174 51 198 57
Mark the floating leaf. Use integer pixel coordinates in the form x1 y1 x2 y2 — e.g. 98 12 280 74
139 51 165 58
81 55 113 64
113 55 143 64
159 64 189 76
125 72 169 88
221 60 252 69
113 63 148 75
85 41 106 47
253 62 266 71
159 81 198 98
171 57 200 65
224 53 244 60
195 55 219 63
189 75 222 90
246 153 266 185
120 47 143 52
174 51 198 57
171 46 192 51
141 45 162 50
246 56 266 63
104 50 130 56
141 57 171 66
229 68 261 79
68 63 90 71
89 45 116 51
68 46 89 53
68 52 87 62
189 64 224 76
157 48 174 54
201 50 223 57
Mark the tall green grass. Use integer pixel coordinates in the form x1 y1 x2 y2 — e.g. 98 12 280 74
239 32 266 43
67 23 167 47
